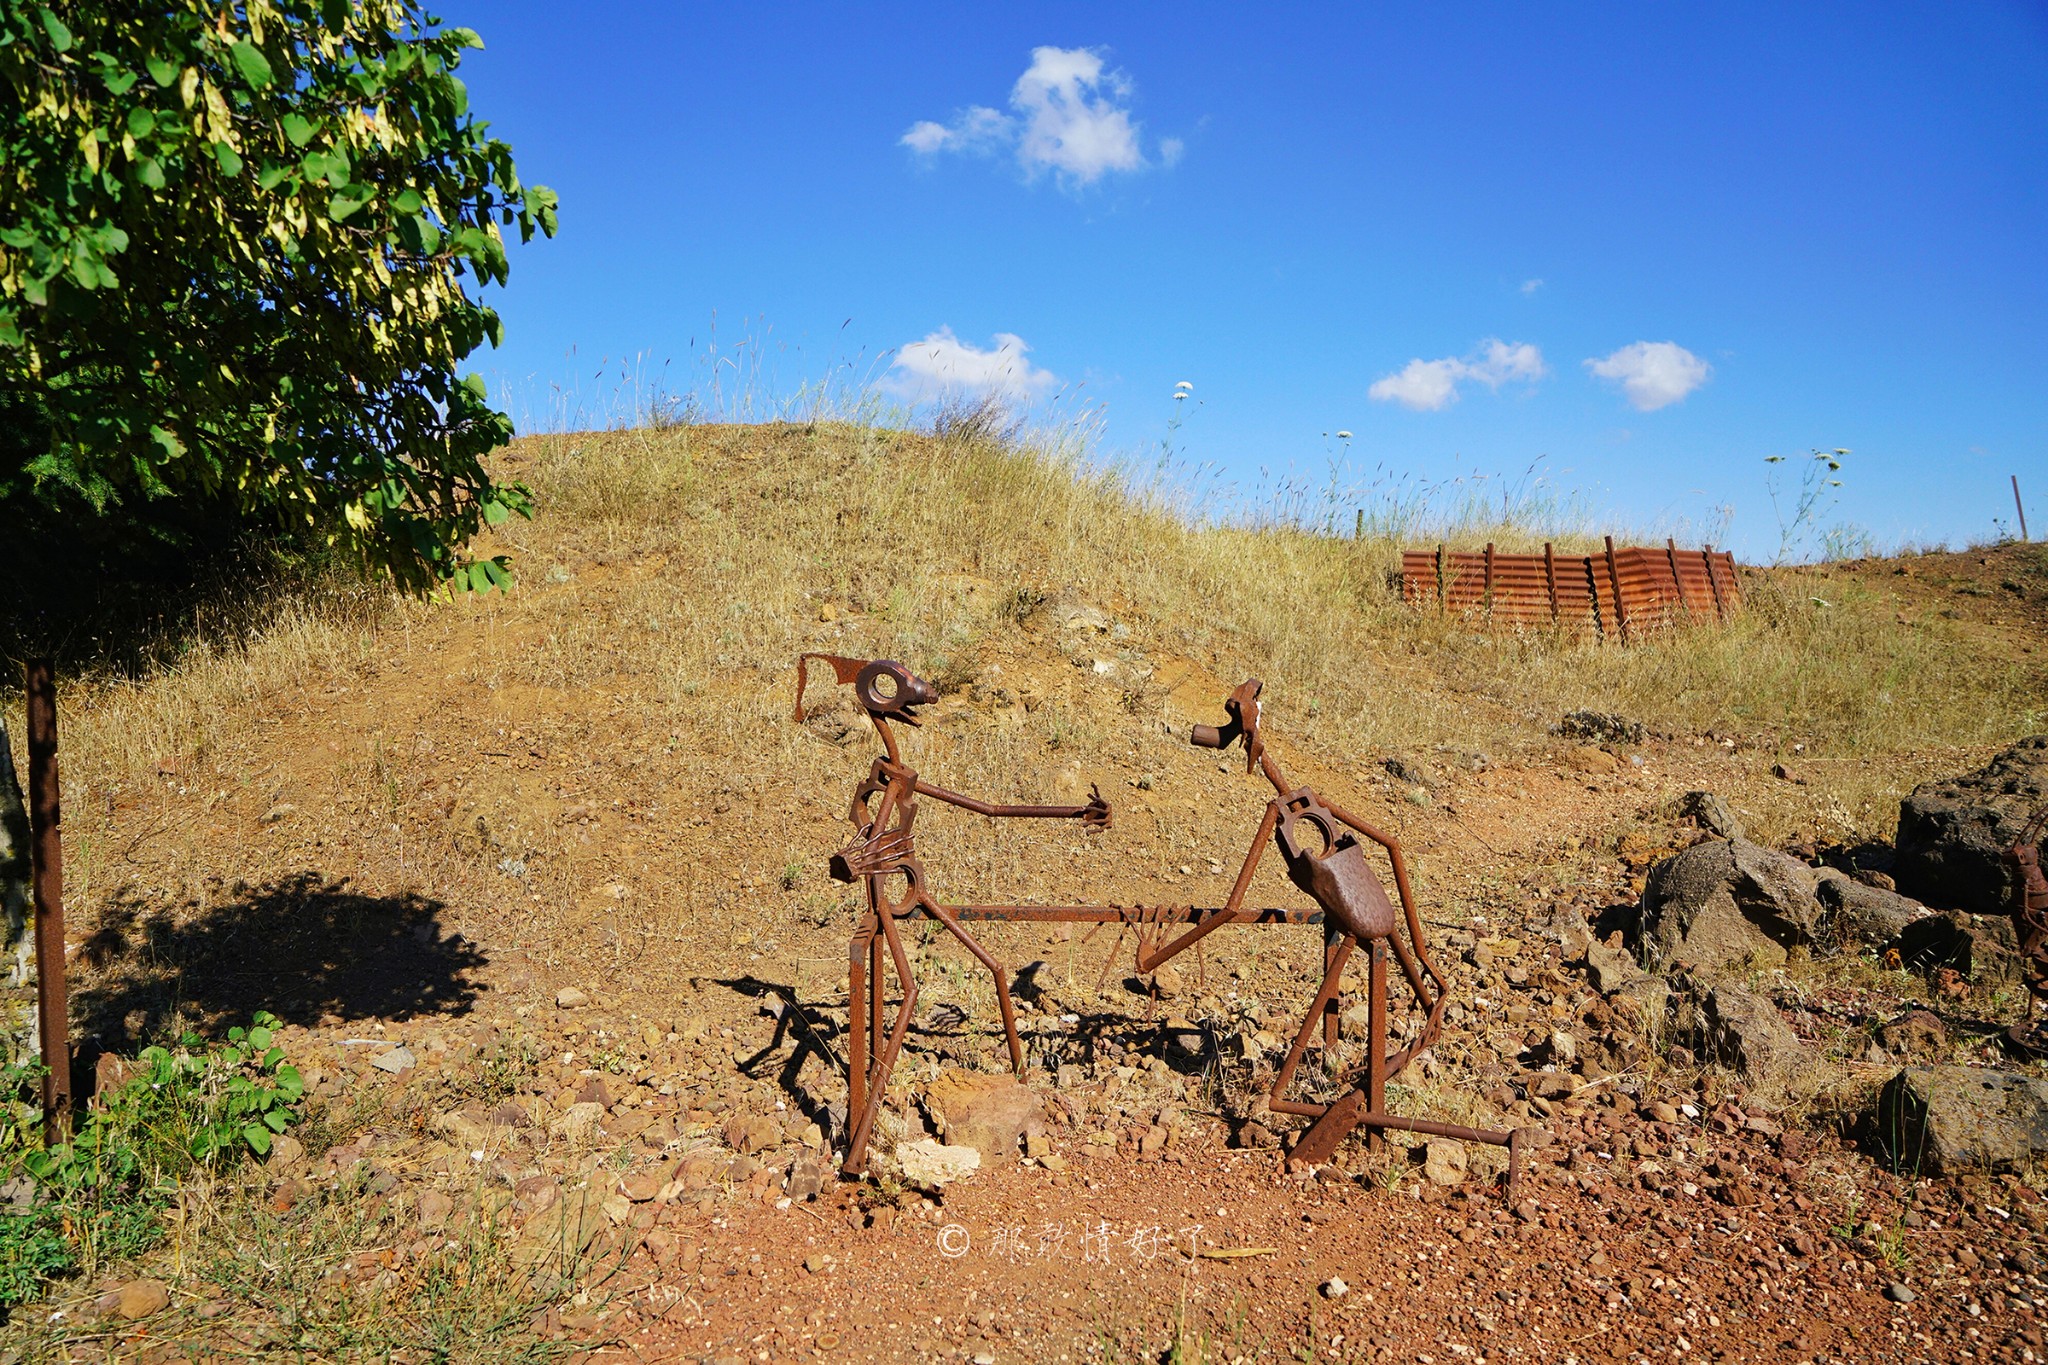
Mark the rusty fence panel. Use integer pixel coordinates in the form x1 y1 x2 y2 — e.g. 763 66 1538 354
1401 540 1739 639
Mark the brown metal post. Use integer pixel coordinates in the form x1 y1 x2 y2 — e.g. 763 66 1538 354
847 921 869 1138
1665 538 1693 619
1700 546 1729 620
1435 542 1447 610
1603 536 1631 643
1543 542 1559 622
1482 542 1496 619
2018 475 2031 543
24 660 69 1141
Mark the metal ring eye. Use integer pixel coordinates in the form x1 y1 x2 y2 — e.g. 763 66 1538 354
855 661 912 714
1279 806 1337 862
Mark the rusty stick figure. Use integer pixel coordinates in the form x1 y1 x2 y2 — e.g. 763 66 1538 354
1139 679 1521 1175
793 654 1109 1173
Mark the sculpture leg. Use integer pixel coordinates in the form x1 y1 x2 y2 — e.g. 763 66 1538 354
922 898 1026 1074
841 911 918 1174
1269 935 1356 1117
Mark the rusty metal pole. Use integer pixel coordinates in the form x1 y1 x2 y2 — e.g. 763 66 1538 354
24 660 69 1141
2017 475 2031 543
1604 536 1631 644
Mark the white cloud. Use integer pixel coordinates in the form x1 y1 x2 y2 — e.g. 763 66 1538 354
1520 277 1544 295
1585 341 1711 411
882 328 1058 404
1367 338 1548 411
900 46 1169 186
900 106 1010 156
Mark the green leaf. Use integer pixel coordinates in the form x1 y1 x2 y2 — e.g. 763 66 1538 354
466 562 492 592
482 497 508 526
243 1124 272 1156
38 9 72 52
321 0 352 27
230 41 275 90
149 425 185 459
328 184 375 221
127 107 157 138
263 1108 290 1132
137 158 166 190
391 188 423 214
214 142 244 176
282 113 316 148
146 54 180 87
249 1026 273 1050
257 162 290 190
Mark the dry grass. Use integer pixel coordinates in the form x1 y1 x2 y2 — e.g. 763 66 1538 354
482 416 2040 846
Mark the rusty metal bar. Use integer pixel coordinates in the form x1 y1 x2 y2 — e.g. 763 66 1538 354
25 660 69 1142
1665 538 1693 618
1543 542 1559 622
1603 536 1630 644
1482 542 1495 619
2018 475 2031 543
934 903 1322 925
1700 545 1728 621
1435 542 1447 610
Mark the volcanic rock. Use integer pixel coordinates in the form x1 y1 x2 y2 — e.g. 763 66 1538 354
1895 736 2048 914
1638 838 1821 974
1877 1065 2048 1174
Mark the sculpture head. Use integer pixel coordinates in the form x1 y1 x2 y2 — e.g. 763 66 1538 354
794 653 938 729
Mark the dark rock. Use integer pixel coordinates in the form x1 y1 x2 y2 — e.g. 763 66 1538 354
1638 839 1821 974
1554 711 1647 745
1698 984 1821 1105
1383 755 1431 789
1877 1065 2048 1174
1896 737 2048 915
1678 791 1745 842
1874 1009 1948 1064
1815 870 1931 948
1896 911 2023 989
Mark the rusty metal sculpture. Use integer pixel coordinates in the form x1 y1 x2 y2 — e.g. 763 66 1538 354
1135 679 1524 1176
2005 803 2048 1054
796 654 1525 1189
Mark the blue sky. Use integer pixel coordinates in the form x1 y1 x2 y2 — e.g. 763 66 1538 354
462 3 2047 560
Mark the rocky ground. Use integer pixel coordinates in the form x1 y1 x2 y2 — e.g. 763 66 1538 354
12 441 2048 1362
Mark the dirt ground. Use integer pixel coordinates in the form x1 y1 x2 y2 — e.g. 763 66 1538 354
19 434 2048 1363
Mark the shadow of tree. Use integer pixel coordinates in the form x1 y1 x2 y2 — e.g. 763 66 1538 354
71 871 487 1055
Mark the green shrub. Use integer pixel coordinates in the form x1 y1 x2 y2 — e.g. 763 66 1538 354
0 1012 304 1313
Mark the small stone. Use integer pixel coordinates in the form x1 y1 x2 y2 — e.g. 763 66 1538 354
896 1138 981 1186
114 1279 171 1319
1321 1277 1348 1300
1563 746 1618 775
1885 1282 1916 1304
269 1133 305 1167
550 1101 607 1143
602 1193 633 1225
805 1252 832 1274
786 1157 827 1202
723 1112 780 1154
618 1169 663 1202
370 1045 416 1074
417 1189 454 1230
555 987 590 1009
1514 1199 1541 1223
1423 1138 1469 1187
1039 1152 1069 1172
260 802 297 826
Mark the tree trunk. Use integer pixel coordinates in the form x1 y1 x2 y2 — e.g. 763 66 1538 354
0 709 35 1065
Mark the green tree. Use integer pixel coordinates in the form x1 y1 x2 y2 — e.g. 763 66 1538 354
1 0 556 594
0 0 555 1007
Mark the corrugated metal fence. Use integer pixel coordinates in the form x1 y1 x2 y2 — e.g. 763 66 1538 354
1400 537 1740 639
